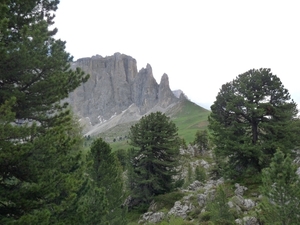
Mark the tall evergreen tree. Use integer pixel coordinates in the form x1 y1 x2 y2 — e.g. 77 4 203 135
0 0 89 223
209 68 298 177
259 149 300 225
86 138 124 225
128 112 180 205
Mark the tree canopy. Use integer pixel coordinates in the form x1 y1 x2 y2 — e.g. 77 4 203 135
209 68 298 177
128 112 180 205
0 1 88 223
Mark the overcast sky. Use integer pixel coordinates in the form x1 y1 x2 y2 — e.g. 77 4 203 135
54 0 300 110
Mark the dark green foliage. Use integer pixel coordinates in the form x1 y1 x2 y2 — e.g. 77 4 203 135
0 104 86 224
206 185 235 225
209 68 298 178
180 138 187 149
195 165 207 182
0 1 88 122
0 0 89 223
259 149 300 225
153 191 185 211
194 129 209 151
87 138 125 224
114 148 129 170
77 184 109 225
128 112 180 205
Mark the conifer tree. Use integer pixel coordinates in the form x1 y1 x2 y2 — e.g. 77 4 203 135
0 0 89 223
206 185 235 225
259 149 300 225
86 138 124 224
128 112 180 205
209 68 298 177
76 184 109 225
194 129 209 152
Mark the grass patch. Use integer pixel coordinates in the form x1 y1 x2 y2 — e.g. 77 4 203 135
170 100 210 144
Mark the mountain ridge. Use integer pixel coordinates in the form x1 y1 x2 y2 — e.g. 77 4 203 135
67 53 208 138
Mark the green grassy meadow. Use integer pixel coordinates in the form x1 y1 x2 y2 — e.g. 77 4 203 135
88 99 211 151
170 99 210 144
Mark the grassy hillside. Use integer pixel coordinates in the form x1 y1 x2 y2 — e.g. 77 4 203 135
92 99 210 151
169 99 210 144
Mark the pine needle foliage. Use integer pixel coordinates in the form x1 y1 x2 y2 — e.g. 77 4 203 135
86 138 125 224
0 0 88 223
259 149 300 225
128 112 180 205
209 68 299 178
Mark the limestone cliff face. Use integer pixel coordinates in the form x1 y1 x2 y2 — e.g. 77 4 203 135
68 53 178 125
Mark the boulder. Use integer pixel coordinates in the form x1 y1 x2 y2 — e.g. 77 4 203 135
231 195 256 211
168 201 192 219
198 194 206 207
138 212 165 224
234 183 247 196
188 180 202 191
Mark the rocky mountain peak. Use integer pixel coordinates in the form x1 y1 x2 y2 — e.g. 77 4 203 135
158 73 178 108
68 53 179 131
160 73 170 87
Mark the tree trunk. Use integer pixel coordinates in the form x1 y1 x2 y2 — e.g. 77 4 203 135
252 122 258 144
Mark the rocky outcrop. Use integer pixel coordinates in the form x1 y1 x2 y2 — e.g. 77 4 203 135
138 212 165 224
173 89 188 100
68 53 179 128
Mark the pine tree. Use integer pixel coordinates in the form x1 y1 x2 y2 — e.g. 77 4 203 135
76 184 109 225
259 149 300 225
206 185 235 225
128 112 180 205
194 129 209 152
0 0 89 223
209 68 298 178
86 138 125 224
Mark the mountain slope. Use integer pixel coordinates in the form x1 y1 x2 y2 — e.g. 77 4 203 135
97 99 210 151
167 99 210 143
67 53 211 149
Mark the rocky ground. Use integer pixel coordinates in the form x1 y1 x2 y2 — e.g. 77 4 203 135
136 145 262 225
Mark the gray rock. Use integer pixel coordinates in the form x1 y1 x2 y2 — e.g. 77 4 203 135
297 167 300 176
188 180 202 191
198 194 206 207
180 144 198 156
231 195 245 208
68 53 179 130
234 183 247 196
139 212 165 224
243 199 256 210
231 195 256 211
148 201 158 212
168 201 191 219
228 201 242 214
235 216 259 225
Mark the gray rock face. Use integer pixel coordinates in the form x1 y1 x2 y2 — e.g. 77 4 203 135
68 53 178 126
